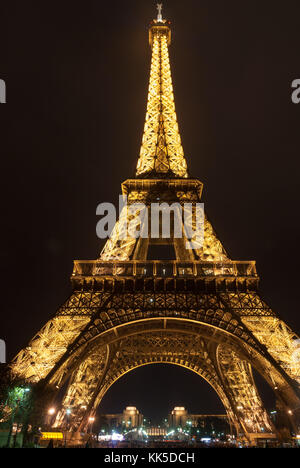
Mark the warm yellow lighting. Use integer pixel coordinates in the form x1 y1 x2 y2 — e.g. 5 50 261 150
48 407 56 416
41 432 63 440
136 28 188 178
9 9 300 446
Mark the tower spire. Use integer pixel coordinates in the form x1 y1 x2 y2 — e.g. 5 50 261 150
157 3 163 23
136 12 188 178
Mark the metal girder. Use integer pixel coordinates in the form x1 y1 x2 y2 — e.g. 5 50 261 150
217 345 273 435
241 317 300 384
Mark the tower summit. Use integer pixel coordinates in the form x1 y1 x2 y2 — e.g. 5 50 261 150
156 3 163 23
136 5 188 178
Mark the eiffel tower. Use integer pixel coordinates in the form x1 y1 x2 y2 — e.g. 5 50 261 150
10 6 300 444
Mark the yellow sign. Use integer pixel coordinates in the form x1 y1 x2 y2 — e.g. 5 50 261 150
41 432 64 440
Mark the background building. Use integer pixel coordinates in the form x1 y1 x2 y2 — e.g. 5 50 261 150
168 406 230 437
168 407 188 428
146 427 167 438
99 406 143 431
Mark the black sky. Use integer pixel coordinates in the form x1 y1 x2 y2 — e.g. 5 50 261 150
0 0 300 421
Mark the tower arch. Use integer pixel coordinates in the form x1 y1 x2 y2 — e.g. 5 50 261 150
48 320 284 442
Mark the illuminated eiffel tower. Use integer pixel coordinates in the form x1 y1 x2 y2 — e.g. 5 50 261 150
11 6 300 444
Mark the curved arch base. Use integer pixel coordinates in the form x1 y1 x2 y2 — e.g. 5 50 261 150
51 327 276 444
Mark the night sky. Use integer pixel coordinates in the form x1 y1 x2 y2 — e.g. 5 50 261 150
1 1 300 421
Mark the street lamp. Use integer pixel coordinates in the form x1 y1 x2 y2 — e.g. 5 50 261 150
47 407 56 427
88 417 95 437
65 408 72 431
64 409 72 448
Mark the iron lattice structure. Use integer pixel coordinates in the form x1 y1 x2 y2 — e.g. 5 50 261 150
10 11 300 443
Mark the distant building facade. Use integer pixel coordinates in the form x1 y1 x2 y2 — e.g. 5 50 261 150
99 405 230 437
100 406 143 430
146 427 167 437
168 406 230 436
168 407 188 428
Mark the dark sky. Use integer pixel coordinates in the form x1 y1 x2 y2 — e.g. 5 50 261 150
1 0 300 421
